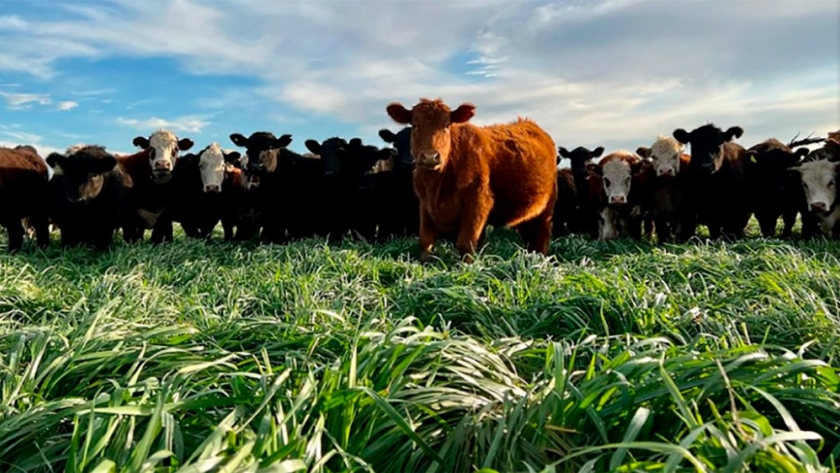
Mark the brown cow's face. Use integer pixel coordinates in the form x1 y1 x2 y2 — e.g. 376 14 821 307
793 159 839 213
386 99 475 171
132 129 194 184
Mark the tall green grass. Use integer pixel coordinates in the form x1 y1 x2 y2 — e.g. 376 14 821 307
0 224 838 472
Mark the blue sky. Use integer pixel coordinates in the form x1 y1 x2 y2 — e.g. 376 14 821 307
0 0 837 163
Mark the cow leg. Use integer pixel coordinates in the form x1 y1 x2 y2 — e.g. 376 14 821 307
781 209 797 239
654 215 670 243
5 221 24 253
757 214 777 238
517 212 553 256
60 227 81 248
29 214 51 249
418 208 440 263
151 217 174 244
92 227 114 251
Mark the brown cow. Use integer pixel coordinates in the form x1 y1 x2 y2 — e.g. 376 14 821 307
637 136 691 243
587 151 654 240
385 98 557 263
0 145 51 251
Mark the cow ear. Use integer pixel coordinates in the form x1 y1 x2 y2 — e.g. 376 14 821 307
92 155 118 174
673 128 691 144
132 136 150 149
46 152 66 171
591 146 605 158
177 138 194 151
450 103 475 124
275 134 293 148
379 129 397 143
230 133 249 147
636 146 651 159
724 126 744 142
558 146 570 158
386 102 412 124
825 138 840 157
304 139 322 155
224 162 235 173
349 138 363 147
746 150 758 164
223 151 241 163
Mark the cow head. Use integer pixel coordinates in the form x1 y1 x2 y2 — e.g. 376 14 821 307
598 154 636 206
558 145 604 175
746 139 808 193
379 127 414 171
790 158 840 214
195 143 241 193
673 123 743 174
132 129 194 184
637 136 684 178
305 137 350 177
229 131 293 174
386 98 475 171
46 145 117 204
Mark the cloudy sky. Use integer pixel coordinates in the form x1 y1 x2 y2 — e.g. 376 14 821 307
0 0 837 162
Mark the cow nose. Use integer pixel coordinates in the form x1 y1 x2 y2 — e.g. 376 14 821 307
205 184 221 193
154 161 172 171
419 151 441 165
659 168 674 176
610 195 627 204
810 201 828 211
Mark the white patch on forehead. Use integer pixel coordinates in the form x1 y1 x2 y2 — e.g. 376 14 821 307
199 142 226 191
602 158 632 203
66 143 88 156
649 136 683 176
800 160 838 209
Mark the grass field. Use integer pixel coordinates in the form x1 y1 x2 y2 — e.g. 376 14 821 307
1 222 839 473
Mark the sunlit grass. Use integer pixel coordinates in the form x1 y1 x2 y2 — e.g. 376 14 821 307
0 220 838 472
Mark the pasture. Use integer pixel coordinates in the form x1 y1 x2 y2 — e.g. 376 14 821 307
1 221 839 472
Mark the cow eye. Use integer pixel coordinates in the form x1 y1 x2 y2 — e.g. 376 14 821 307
148 149 156 159
604 177 611 187
830 180 835 188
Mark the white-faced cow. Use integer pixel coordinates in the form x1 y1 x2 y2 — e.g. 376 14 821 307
791 139 840 239
637 136 691 243
586 151 654 240
672 123 751 241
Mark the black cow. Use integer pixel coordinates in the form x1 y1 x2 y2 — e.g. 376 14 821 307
745 138 809 239
377 127 419 240
557 145 605 237
673 123 751 241
46 145 128 250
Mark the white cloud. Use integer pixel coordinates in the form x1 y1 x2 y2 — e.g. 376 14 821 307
0 91 52 109
56 101 79 111
0 15 28 31
0 0 837 153
116 116 210 134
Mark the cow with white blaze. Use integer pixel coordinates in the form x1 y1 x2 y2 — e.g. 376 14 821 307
587 151 654 240
791 139 840 238
637 136 691 242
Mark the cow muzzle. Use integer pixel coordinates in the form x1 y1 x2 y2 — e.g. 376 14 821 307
204 184 221 193
152 170 172 184
810 201 828 212
658 168 675 177
416 151 442 170
609 195 627 205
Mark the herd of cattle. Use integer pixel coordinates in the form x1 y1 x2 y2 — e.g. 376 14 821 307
1 97 839 262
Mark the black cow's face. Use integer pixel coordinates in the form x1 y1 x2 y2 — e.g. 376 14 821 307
229 131 293 174
558 145 605 175
747 143 808 192
305 137 349 178
673 124 743 174
379 127 413 170
47 146 117 203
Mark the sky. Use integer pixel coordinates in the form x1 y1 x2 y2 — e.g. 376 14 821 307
0 0 838 166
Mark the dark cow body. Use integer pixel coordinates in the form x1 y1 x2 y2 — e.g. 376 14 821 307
386 98 557 263
558 145 604 237
745 139 809 239
116 131 194 244
648 154 690 243
0 145 51 251
46 146 128 250
553 167 577 236
377 127 420 241
673 124 751 241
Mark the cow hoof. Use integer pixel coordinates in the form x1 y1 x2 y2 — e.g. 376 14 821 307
419 250 434 263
